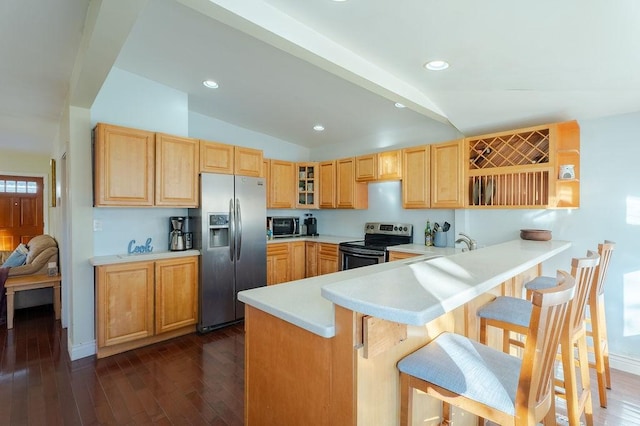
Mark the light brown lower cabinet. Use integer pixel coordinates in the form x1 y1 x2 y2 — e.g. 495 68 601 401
95 256 199 358
317 243 339 275
267 241 339 284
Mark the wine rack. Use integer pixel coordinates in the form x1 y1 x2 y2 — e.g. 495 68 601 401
466 121 580 208
469 128 550 170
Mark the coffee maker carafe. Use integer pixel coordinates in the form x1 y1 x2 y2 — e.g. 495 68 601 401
169 217 186 251
304 214 318 236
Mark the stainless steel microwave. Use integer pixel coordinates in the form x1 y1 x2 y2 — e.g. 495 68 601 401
267 216 300 238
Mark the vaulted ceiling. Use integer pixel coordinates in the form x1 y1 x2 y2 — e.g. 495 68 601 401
3 0 640 154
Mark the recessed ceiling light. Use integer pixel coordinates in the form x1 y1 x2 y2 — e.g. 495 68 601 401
424 60 449 71
313 124 325 132
394 102 406 108
203 80 219 89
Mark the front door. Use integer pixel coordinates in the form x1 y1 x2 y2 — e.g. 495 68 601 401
0 175 44 250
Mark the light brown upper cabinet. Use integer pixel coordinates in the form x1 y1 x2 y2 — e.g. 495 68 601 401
402 145 431 209
355 154 377 182
200 140 263 177
319 160 336 209
431 139 464 208
355 150 402 182
94 123 199 207
464 120 580 209
401 140 463 209
269 159 296 209
94 123 156 207
336 157 368 209
235 146 263 177
155 133 199 207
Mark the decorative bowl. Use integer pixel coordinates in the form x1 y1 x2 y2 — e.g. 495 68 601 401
520 229 552 241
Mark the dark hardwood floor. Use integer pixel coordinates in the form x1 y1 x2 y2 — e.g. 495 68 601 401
1 305 639 425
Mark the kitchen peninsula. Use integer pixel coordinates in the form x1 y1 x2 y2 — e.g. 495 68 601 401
238 239 570 426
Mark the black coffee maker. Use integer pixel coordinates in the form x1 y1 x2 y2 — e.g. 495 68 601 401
304 214 318 236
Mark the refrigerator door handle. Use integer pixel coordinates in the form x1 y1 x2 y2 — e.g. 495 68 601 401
236 198 242 260
229 198 235 261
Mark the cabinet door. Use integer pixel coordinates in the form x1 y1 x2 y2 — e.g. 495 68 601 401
336 158 368 209
94 123 155 206
155 257 199 334
431 140 464 208
96 262 155 348
269 160 296 209
155 133 199 207
319 161 336 209
296 162 319 209
305 241 318 278
267 243 290 285
355 154 377 182
378 150 403 180
235 146 263 177
200 140 234 174
318 243 339 275
290 241 306 281
402 145 430 209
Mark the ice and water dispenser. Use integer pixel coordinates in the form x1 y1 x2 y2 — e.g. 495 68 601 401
208 213 230 248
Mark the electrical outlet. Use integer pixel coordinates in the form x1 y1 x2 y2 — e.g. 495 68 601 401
93 219 103 231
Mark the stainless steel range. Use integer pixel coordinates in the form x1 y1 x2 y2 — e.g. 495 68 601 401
339 222 413 270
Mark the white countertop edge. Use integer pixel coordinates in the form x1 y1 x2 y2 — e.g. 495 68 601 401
321 240 571 327
239 288 336 338
91 250 200 266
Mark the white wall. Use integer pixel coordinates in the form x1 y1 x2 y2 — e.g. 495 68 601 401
189 112 309 162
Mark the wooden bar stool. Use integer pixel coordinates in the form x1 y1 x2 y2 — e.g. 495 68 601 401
524 241 616 407
397 271 575 426
477 251 599 426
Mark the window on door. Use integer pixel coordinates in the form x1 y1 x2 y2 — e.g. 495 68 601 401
0 175 44 251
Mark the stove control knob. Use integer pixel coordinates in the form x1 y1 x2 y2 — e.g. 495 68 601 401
394 226 398 231
403 226 408 231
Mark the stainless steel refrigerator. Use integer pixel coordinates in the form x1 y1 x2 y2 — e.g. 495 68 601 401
189 173 266 332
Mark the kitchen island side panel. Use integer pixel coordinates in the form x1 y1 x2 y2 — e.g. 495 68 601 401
244 306 332 426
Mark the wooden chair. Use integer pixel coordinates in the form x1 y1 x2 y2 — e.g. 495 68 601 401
587 241 615 408
397 270 576 426
477 250 599 426
524 241 616 407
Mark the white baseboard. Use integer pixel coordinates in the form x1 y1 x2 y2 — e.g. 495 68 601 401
67 336 96 361
610 352 640 376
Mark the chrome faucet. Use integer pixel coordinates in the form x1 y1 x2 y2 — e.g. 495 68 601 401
455 233 478 251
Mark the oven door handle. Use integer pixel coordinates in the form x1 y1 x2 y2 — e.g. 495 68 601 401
340 251 385 259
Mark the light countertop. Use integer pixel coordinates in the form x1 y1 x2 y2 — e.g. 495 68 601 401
91 249 200 266
238 239 570 338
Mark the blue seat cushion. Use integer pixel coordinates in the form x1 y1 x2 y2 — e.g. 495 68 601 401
524 276 555 291
476 296 532 327
398 332 522 415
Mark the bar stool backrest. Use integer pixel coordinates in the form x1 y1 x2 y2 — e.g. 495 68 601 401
518 270 576 422
593 241 615 298
566 250 600 338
